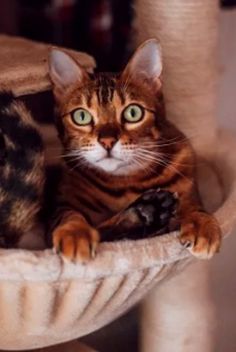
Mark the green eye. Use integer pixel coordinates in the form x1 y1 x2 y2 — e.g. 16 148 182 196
123 104 143 123
72 109 93 126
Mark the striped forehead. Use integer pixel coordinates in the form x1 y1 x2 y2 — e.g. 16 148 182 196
83 74 125 107
94 74 116 105
66 74 128 112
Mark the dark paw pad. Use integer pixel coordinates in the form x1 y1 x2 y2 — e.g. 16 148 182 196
100 189 179 242
126 189 179 239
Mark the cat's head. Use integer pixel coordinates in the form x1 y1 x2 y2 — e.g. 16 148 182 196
49 39 168 176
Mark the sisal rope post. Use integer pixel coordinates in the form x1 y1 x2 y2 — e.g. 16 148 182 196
133 0 220 351
134 0 219 155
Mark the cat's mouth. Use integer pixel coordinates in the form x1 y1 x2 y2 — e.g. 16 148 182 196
96 155 123 162
82 145 135 174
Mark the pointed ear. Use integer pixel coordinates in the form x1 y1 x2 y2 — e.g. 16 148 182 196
122 39 162 90
48 48 88 98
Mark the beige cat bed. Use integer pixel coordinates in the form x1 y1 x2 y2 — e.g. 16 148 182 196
0 1 235 350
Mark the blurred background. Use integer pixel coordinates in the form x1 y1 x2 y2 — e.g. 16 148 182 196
0 0 133 72
0 0 235 73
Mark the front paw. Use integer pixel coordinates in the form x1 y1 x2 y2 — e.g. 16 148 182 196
180 212 221 259
127 188 179 238
53 224 99 263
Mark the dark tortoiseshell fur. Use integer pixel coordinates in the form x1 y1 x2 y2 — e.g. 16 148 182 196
0 91 44 247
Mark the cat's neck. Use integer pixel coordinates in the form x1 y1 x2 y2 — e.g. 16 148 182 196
69 161 159 186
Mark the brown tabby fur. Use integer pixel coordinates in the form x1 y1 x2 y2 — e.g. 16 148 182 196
49 41 221 262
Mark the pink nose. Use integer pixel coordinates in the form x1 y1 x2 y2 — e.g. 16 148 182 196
99 137 116 150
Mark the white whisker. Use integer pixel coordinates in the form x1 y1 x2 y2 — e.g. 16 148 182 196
134 150 193 184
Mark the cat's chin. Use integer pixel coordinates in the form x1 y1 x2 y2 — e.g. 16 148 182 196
91 157 136 175
94 157 126 173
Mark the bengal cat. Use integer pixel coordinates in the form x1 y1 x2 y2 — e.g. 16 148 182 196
48 39 221 262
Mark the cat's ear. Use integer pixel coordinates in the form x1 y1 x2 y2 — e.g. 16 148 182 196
48 49 88 98
122 39 162 90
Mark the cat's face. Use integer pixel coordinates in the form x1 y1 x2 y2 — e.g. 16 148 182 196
49 40 165 175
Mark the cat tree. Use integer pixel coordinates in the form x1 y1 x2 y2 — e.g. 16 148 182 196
0 0 235 351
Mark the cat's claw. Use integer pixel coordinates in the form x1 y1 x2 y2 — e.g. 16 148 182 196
180 212 222 259
53 226 99 263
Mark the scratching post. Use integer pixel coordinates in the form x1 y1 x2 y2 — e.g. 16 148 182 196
140 262 216 352
133 0 220 351
134 0 219 154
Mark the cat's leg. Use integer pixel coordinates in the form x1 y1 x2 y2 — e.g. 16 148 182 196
170 182 222 259
99 189 179 241
52 210 99 262
179 208 221 259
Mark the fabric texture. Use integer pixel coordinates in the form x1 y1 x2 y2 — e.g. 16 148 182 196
0 35 96 97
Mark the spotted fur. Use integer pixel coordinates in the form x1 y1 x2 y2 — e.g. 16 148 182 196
0 91 44 247
49 40 221 262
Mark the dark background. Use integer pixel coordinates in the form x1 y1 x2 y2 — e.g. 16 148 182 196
0 0 235 72
0 0 133 71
